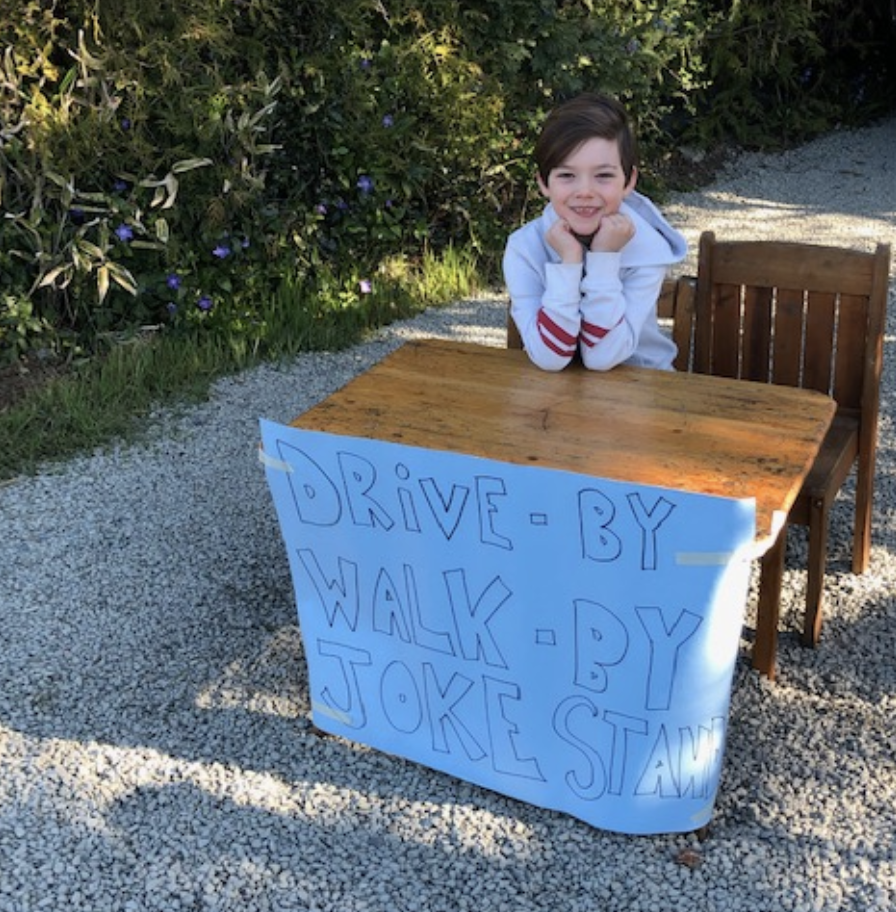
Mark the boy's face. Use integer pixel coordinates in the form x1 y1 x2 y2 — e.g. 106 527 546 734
537 137 637 239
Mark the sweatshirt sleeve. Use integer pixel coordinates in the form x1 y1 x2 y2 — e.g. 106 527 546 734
503 233 583 372
503 196 685 373
578 253 667 371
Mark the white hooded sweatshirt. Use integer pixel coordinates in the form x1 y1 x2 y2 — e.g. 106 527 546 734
503 191 688 371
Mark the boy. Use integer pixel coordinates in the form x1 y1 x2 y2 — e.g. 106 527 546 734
503 93 686 371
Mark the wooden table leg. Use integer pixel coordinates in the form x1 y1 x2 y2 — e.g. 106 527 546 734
753 527 786 681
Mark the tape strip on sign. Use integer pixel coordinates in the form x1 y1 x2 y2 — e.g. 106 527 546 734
257 445 293 473
312 700 354 726
675 551 735 566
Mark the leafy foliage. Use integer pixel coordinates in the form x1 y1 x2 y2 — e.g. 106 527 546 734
1 0 893 364
690 0 896 146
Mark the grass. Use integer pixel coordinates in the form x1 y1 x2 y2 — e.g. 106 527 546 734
0 246 488 482
0 333 234 480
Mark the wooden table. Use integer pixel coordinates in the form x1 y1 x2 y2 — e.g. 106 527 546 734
293 339 836 679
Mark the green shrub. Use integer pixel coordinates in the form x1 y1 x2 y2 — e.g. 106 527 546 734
690 0 896 146
0 5 285 360
1 0 894 366
272 0 710 261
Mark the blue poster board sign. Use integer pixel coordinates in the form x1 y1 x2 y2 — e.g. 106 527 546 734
260 418 755 835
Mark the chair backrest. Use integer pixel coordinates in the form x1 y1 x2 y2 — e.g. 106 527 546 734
677 231 891 419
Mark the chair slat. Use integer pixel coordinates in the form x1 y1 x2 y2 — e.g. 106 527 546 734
711 283 741 378
741 285 773 381
802 290 837 394
671 277 697 372
656 280 676 320
771 287 805 387
832 294 868 408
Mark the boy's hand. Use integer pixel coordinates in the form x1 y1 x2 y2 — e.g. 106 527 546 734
545 219 585 263
590 212 635 252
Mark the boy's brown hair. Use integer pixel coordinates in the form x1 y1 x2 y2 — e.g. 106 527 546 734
534 93 639 186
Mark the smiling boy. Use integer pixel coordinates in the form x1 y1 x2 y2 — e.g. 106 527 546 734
503 93 687 371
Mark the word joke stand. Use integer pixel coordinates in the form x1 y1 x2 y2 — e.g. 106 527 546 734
260 418 756 836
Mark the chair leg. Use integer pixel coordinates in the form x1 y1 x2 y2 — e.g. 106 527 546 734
754 527 786 680
852 466 874 575
802 498 829 648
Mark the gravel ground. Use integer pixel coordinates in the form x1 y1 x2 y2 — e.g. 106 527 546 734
2 116 895 912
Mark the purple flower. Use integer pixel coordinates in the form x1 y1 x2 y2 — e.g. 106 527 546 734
382 114 394 128
115 224 134 243
357 175 374 195
70 208 85 225
240 236 250 249
359 279 372 294
121 117 131 131
360 57 372 70
197 296 213 312
315 203 328 216
166 302 178 316
113 179 129 193
166 273 182 290
212 243 231 259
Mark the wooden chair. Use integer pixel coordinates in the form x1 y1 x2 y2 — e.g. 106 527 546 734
675 230 891 653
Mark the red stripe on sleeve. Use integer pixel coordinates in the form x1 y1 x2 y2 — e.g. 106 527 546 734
580 317 622 347
537 309 578 357
538 310 578 346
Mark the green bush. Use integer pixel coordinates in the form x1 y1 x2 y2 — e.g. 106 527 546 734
0 2 287 361
690 0 896 146
274 0 710 258
1 0 893 366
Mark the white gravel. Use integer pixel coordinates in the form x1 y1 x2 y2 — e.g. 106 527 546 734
2 116 895 911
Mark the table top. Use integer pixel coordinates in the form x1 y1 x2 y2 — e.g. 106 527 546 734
292 339 836 551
